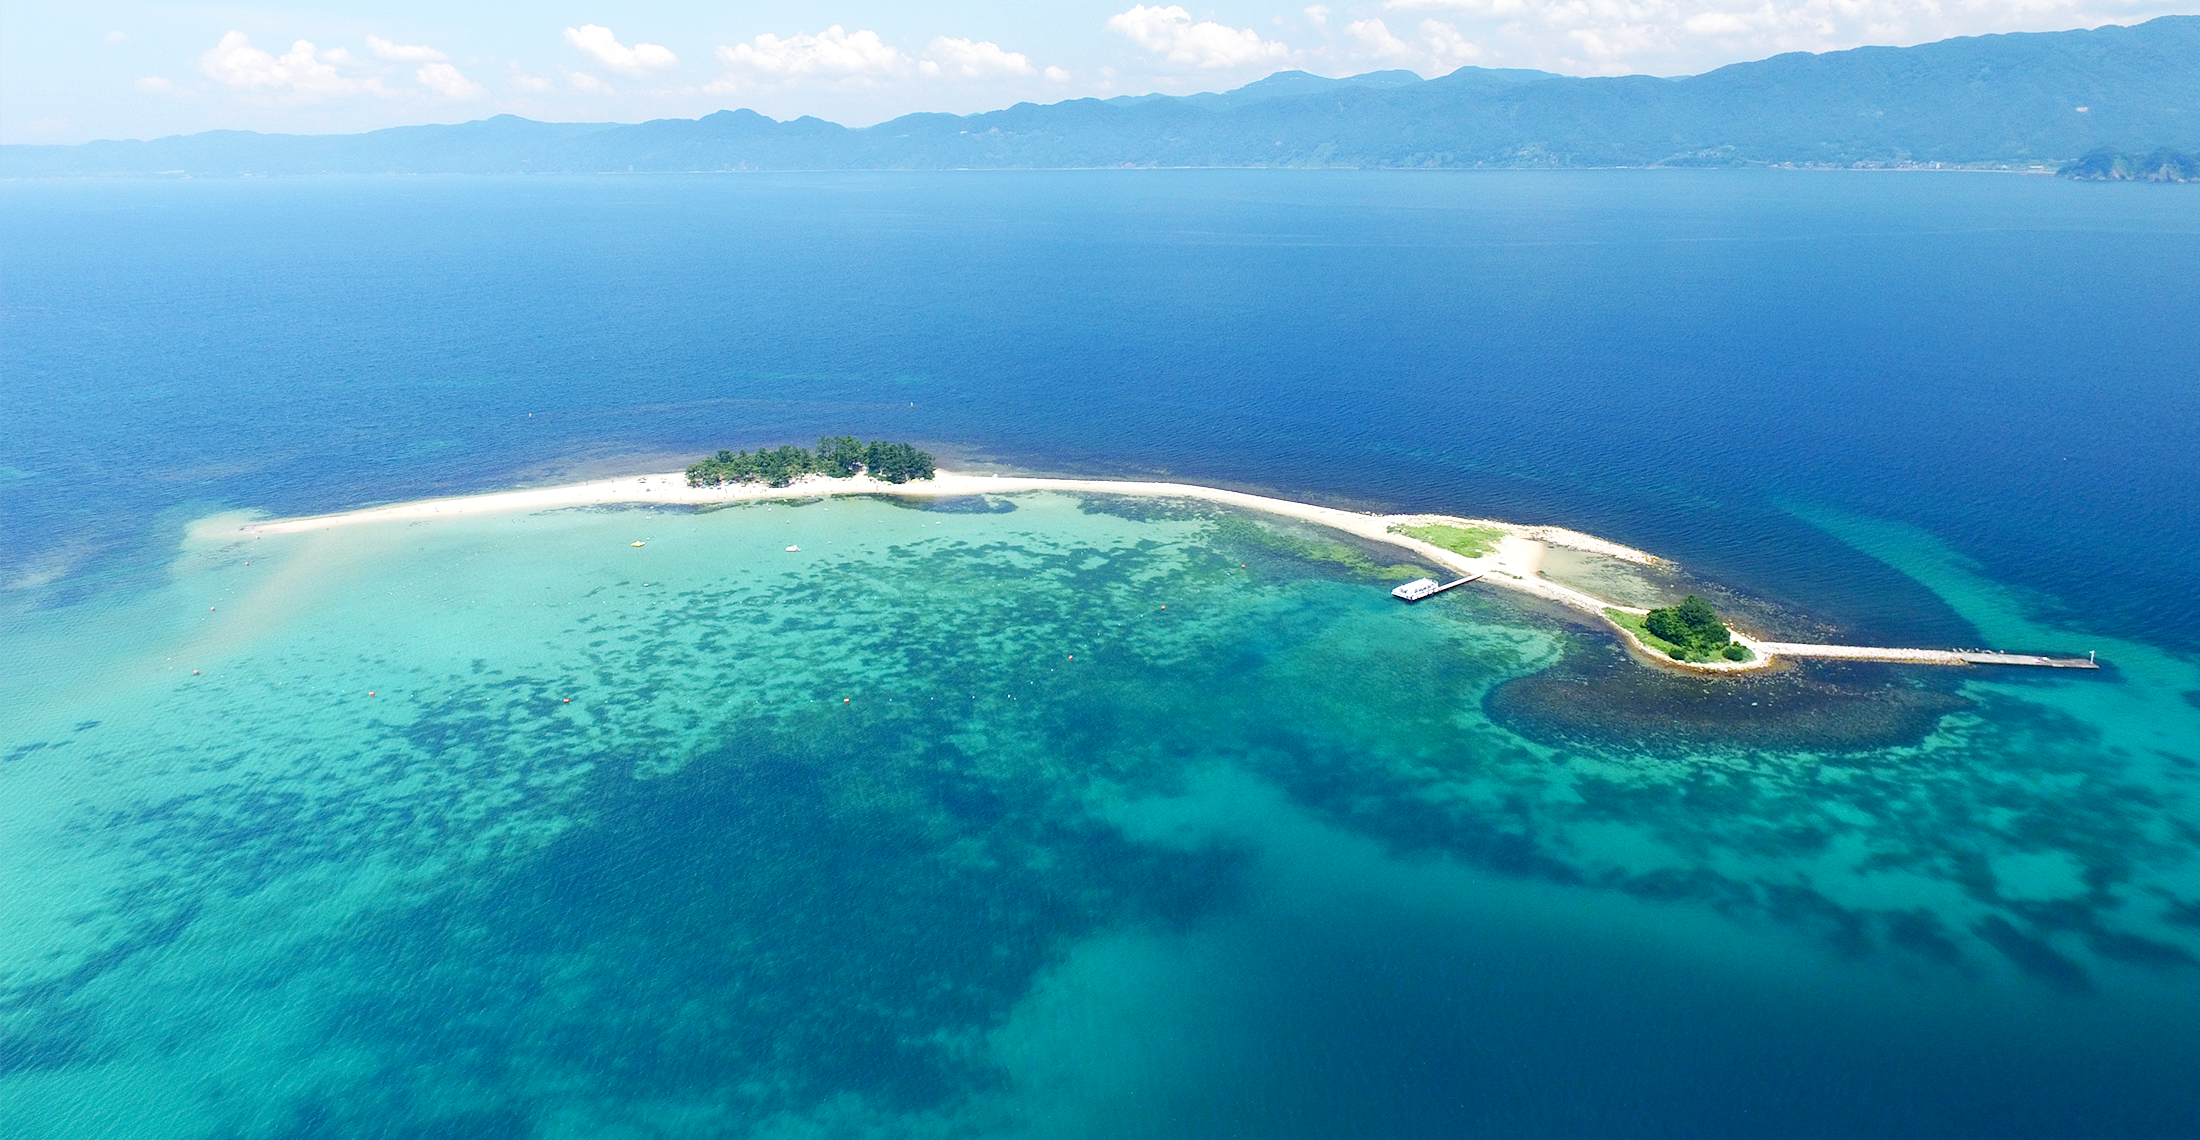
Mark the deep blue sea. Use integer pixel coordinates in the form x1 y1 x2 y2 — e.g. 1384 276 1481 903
4 171 2198 1138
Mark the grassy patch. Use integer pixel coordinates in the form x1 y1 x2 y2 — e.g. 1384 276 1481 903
1605 607 1701 662
1388 523 1506 559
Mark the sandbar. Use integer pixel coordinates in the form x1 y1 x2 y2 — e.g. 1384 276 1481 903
226 469 1774 671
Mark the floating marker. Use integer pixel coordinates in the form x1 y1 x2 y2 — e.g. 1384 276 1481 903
368 691 375 697
632 541 646 547
786 545 801 552
564 698 571 703
193 670 200 675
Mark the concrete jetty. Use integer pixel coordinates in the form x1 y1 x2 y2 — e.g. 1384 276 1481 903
1753 643 2099 669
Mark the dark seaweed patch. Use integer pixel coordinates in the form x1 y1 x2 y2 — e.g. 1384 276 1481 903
1974 915 2091 992
910 494 1019 513
276 695 1251 1130
1073 494 1215 523
1483 635 1972 754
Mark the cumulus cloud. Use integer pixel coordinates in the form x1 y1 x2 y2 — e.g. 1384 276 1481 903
1343 17 1484 69
367 36 446 63
564 24 677 76
1106 5 1292 69
922 37 1035 79
1045 65 1072 83
415 62 485 99
105 31 128 45
716 26 910 79
566 70 614 94
198 31 376 98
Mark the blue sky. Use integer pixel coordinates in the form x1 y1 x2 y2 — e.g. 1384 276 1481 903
4 1 2191 143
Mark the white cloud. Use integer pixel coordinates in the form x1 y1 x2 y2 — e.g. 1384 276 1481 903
566 70 614 94
717 26 910 79
1045 65 1072 83
135 76 174 94
105 31 128 45
1341 17 1484 69
564 24 677 76
367 36 446 63
1684 12 1754 36
1306 5 1332 33
509 72 554 93
198 31 375 99
1106 5 1293 70
923 36 1035 79
416 62 484 99
1345 17 1415 58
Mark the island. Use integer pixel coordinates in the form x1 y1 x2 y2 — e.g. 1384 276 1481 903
229 467 2099 675
687 437 936 488
1608 596 1754 663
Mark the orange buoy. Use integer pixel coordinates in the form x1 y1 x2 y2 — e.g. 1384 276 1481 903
193 670 200 675
563 698 570 703
368 691 375 697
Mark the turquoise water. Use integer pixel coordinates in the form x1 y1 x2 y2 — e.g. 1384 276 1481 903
6 170 2200 1135
5 491 2196 1136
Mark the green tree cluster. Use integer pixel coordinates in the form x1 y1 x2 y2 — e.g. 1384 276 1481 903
1642 595 1748 662
686 437 937 488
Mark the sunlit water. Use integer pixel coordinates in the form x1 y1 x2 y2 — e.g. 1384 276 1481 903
4 491 2195 1137
4 172 2199 1137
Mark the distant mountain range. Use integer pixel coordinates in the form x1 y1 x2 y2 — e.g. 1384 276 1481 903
7 16 2196 176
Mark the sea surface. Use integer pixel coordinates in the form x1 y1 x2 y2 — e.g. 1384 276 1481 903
3 171 2198 1138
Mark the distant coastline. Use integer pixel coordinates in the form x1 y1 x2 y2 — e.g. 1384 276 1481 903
9 17 2193 177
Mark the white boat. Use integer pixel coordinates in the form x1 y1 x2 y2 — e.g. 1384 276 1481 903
1392 574 1480 602
1393 578 1442 601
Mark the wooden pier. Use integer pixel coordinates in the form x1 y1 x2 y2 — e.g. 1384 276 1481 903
1393 574 1483 602
1752 643 2100 669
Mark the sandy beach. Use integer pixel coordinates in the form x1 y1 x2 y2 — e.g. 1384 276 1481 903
232 469 1773 670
